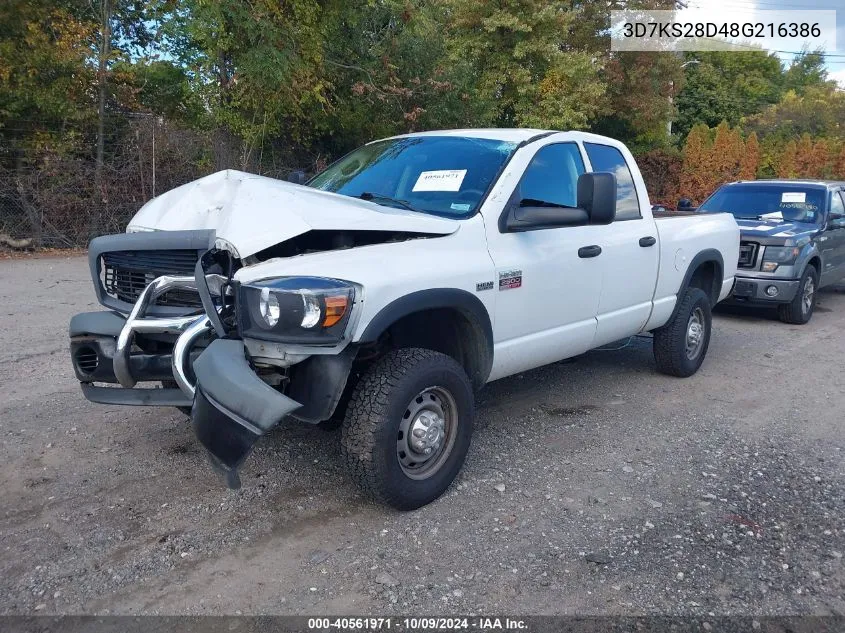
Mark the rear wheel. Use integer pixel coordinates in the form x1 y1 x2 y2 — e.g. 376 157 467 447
653 287 712 377
778 265 817 325
341 348 474 510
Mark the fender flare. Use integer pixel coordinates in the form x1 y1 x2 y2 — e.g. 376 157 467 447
357 288 494 383
797 243 822 277
670 249 725 320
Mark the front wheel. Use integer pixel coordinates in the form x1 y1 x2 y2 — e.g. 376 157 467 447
341 348 474 510
778 265 817 325
653 287 712 377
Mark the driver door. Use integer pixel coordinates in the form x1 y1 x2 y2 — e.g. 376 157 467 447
483 140 604 381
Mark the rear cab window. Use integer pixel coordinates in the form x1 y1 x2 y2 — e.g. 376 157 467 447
583 142 641 221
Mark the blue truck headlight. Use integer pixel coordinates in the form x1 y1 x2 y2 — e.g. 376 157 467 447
238 277 356 344
761 246 800 272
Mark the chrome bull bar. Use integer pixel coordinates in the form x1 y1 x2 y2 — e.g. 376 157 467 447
113 274 225 399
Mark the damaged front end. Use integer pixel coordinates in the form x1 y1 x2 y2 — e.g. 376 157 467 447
69 231 303 488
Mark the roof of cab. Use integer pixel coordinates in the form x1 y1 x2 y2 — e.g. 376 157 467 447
397 128 550 143
380 128 633 148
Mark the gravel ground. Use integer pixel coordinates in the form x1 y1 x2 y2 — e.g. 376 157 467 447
0 255 843 616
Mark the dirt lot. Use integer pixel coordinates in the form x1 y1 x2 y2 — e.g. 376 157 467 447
1 255 843 616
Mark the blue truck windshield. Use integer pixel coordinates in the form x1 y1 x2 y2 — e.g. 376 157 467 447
309 136 517 218
698 185 825 224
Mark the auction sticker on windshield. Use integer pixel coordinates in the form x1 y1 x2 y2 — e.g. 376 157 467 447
413 169 467 192
782 192 806 203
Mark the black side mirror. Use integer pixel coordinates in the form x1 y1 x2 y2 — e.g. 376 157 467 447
505 204 589 232
287 170 307 185
677 197 696 211
577 172 616 225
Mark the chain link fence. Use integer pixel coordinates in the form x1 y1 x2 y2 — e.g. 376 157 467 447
0 117 311 249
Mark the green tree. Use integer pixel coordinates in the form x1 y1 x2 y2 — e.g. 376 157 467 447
157 0 327 169
317 0 481 157
115 60 205 124
441 0 605 129
746 86 845 141
674 51 783 139
783 50 831 95
592 52 683 152
0 0 97 162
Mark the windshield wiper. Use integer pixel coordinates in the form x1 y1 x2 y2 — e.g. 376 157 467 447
358 192 423 214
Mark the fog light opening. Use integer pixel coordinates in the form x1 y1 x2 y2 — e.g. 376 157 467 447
74 345 100 376
765 285 779 297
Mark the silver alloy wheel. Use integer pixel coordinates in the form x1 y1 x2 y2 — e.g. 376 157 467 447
685 307 706 360
802 276 815 316
397 386 457 480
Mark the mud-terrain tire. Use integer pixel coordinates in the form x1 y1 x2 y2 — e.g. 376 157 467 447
778 265 817 325
653 287 712 378
341 348 474 510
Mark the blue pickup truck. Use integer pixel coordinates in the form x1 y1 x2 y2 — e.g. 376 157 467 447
698 180 845 324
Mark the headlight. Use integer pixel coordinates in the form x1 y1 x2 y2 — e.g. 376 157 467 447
238 277 356 345
761 246 800 272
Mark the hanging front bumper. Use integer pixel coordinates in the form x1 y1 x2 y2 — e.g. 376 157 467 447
70 272 302 487
191 339 302 488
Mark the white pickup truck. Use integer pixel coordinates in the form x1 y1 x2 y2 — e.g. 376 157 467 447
69 129 739 509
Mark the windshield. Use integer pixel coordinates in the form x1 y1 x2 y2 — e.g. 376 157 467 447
698 185 825 224
308 136 518 218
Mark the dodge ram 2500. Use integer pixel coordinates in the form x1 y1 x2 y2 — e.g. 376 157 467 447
69 129 740 509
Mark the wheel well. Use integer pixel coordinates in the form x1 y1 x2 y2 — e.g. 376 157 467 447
807 256 821 274
364 308 492 390
688 260 721 305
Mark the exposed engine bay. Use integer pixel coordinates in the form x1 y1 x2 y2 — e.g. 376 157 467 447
246 229 442 264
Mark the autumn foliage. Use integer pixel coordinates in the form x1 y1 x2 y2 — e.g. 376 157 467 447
642 123 845 207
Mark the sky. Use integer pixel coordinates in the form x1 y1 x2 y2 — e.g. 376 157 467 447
681 0 845 87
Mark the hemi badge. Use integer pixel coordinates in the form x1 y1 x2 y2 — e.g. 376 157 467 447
476 281 494 292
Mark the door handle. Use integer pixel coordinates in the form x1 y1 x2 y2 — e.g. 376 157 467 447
578 245 602 258
639 236 657 247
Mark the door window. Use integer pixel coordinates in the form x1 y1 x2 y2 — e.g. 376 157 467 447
518 143 585 209
830 190 845 219
584 143 641 220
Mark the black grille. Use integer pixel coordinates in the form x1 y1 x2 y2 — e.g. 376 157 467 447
101 249 201 307
738 241 758 268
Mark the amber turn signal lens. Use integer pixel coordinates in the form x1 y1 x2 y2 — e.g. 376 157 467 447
323 295 349 328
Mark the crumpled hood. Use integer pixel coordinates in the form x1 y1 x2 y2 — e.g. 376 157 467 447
127 170 459 257
736 218 818 242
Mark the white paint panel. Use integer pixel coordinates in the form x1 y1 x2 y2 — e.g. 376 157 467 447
643 295 677 331
593 302 652 348
487 319 597 381
128 169 458 257
234 215 497 348
652 213 740 312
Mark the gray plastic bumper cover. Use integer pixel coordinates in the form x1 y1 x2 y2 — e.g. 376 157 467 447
191 339 302 488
